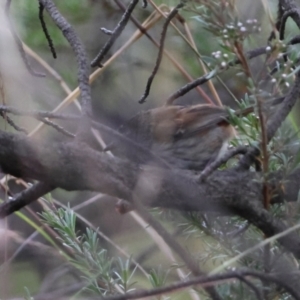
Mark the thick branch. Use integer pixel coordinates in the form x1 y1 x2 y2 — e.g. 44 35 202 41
0 131 300 258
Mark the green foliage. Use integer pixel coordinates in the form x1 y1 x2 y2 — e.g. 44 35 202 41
148 266 169 288
11 0 92 48
4 1 300 299
188 1 261 45
23 287 34 300
227 93 300 175
41 207 137 296
115 257 137 293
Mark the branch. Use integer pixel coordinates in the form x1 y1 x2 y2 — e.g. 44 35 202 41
91 0 139 67
165 46 269 105
102 269 300 300
0 182 54 218
138 2 185 103
38 0 92 118
5 0 45 77
38 1 57 59
0 131 300 259
132 200 222 300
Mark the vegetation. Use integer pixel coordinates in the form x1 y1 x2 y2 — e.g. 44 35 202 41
1 0 300 299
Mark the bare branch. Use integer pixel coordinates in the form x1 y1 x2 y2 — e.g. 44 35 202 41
38 0 92 118
38 2 57 59
102 269 300 300
5 0 45 77
132 200 222 300
0 182 54 218
138 2 185 103
0 131 299 259
91 0 139 67
198 146 249 182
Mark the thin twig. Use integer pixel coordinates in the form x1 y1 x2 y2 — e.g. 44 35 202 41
142 0 148 8
238 276 264 300
233 41 252 78
0 104 171 166
0 105 78 120
267 71 300 142
0 112 27 134
28 10 161 137
257 96 270 209
23 44 81 111
91 0 139 67
0 182 54 218
0 105 75 137
102 269 300 300
165 69 217 105
114 0 212 104
0 75 28 133
257 94 272 295
91 120 171 169
132 199 222 300
289 34 300 45
5 0 45 77
38 2 57 59
198 146 249 182
236 71 300 171
183 20 218 105
268 1 284 41
279 8 299 62
38 0 92 119
280 9 299 41
165 46 269 105
138 2 185 103
37 117 75 138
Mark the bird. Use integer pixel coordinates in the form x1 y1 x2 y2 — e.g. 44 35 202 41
117 104 236 171
101 96 283 171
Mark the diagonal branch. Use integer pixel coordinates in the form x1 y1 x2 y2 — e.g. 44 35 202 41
0 182 54 218
0 131 300 259
91 0 140 67
102 269 300 300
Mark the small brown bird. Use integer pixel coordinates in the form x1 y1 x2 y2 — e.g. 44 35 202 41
118 104 236 171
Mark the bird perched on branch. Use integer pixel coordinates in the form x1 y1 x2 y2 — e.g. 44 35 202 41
117 104 235 171
109 97 283 171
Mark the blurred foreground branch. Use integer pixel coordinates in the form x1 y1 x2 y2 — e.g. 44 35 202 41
0 130 300 259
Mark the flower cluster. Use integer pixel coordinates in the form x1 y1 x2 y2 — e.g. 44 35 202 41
210 50 234 69
221 19 261 42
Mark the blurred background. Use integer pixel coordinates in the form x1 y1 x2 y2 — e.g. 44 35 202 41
0 0 298 298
